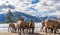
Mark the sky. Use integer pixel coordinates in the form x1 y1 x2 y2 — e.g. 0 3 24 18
0 0 60 16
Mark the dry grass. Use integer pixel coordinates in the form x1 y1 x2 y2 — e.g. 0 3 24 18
0 31 60 35
0 32 18 35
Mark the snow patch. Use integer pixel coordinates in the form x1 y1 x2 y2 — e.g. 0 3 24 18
0 22 42 32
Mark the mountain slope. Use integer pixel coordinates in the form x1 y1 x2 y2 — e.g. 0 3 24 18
0 11 60 23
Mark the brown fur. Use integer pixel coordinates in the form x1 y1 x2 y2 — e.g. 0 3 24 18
8 22 16 32
41 19 60 34
20 20 35 34
29 20 35 33
16 18 29 34
16 19 35 34
16 19 23 34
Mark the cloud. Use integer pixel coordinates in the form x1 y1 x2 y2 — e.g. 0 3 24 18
0 9 8 14
47 11 60 18
0 4 7 9
0 4 15 9
52 0 60 3
8 4 15 9
0 0 60 16
32 0 60 16
0 0 35 12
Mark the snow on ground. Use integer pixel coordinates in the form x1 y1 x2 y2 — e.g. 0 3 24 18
0 22 42 32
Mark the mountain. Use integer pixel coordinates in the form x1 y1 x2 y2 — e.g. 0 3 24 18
0 14 6 23
0 12 42 23
11 11 43 22
0 11 60 23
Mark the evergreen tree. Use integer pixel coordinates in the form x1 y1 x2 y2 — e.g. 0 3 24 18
6 10 14 23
